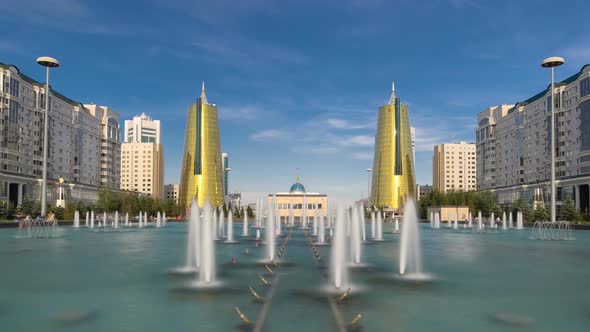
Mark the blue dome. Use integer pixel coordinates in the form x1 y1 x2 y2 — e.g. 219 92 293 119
289 182 306 193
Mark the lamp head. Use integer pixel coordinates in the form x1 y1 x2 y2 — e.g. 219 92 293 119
541 57 564 68
36 56 60 68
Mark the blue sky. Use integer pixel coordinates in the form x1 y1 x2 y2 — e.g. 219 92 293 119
1 0 589 202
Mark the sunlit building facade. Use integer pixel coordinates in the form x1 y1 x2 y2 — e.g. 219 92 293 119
370 83 416 211
475 64 590 212
269 176 328 222
179 83 224 209
120 113 164 198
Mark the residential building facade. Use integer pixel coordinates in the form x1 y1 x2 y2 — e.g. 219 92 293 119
0 62 118 208
475 105 514 190
85 104 121 189
475 64 590 212
432 142 477 193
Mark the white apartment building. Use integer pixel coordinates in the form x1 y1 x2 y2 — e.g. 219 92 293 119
0 61 119 207
475 105 514 190
85 104 121 189
165 184 179 204
476 64 590 212
432 142 477 193
120 113 164 198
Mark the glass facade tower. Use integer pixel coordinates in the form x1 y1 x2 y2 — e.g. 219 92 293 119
370 83 416 210
179 83 224 209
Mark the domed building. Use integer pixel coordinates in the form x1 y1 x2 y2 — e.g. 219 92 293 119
268 174 328 223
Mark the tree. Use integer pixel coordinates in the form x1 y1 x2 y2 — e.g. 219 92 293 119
246 205 254 218
561 198 578 221
20 197 34 215
533 206 549 222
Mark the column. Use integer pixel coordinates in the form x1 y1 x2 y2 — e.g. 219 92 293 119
17 183 23 207
574 184 580 211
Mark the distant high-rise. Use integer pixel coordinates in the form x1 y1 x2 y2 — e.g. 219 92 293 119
120 113 164 198
370 82 416 210
179 82 224 209
222 152 229 196
165 184 179 204
432 142 476 193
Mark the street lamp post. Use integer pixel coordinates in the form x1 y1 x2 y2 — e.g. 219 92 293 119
36 56 60 216
366 168 372 203
541 56 565 223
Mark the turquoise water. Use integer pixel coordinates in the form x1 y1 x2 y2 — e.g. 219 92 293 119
1 223 589 331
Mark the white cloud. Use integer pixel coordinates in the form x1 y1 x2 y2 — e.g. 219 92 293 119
351 151 373 160
338 135 374 147
250 129 290 141
325 118 373 130
219 106 260 121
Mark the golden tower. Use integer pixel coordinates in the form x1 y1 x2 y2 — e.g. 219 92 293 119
370 82 415 210
179 82 224 209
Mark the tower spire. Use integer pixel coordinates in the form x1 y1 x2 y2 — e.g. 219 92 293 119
296 168 300 184
200 81 208 104
388 81 396 105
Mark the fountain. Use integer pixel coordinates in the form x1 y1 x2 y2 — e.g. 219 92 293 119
90 211 95 228
371 212 376 239
103 212 107 227
447 213 451 228
302 195 307 229
218 210 225 239
317 214 326 245
125 213 129 227
375 211 383 240
509 212 514 228
394 217 399 233
85 211 89 227
502 212 507 230
242 213 249 236
266 204 276 262
399 200 426 279
468 212 472 228
531 221 574 240
359 203 366 242
73 211 80 228
433 212 440 229
114 211 119 228
197 202 216 285
276 210 282 236
156 211 161 228
330 204 348 290
289 205 294 227
453 211 458 229
225 211 236 243
350 205 362 265
138 212 143 228
313 208 318 236
178 201 200 273
478 211 483 230
516 211 524 229
163 212 167 226
490 212 495 228
429 211 434 227
212 210 218 240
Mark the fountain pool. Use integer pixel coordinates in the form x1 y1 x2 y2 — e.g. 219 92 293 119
1 220 589 331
